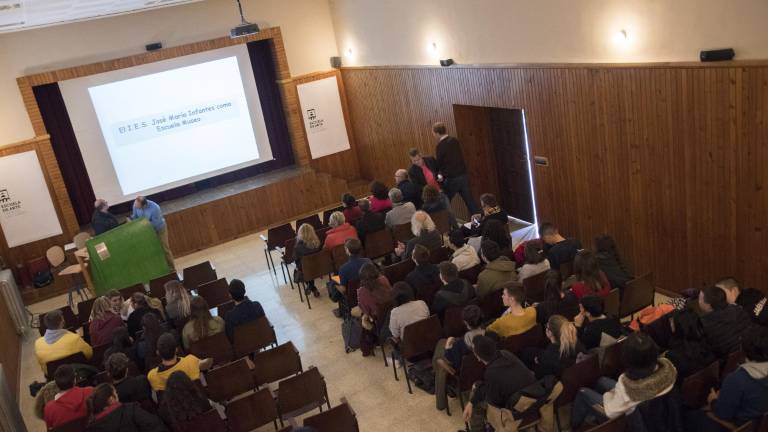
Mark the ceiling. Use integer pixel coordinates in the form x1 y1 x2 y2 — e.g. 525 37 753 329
0 0 206 33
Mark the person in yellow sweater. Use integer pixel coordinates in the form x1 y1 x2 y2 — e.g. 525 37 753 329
34 310 93 375
147 333 213 392
486 283 537 337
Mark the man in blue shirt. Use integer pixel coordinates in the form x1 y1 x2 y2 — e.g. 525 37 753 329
331 238 371 317
131 196 173 269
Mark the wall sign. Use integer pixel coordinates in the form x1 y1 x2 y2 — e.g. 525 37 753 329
297 76 351 159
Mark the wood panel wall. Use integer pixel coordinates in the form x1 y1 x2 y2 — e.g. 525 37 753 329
0 291 21 399
341 63 768 292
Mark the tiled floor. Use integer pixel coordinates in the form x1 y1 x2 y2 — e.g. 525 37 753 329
19 229 467 432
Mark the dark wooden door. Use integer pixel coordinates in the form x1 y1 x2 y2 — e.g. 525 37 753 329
489 108 534 223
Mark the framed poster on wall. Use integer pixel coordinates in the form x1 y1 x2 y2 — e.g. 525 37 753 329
297 76 351 159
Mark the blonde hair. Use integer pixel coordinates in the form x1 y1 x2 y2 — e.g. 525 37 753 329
411 210 436 236
328 211 346 228
547 315 578 358
297 223 320 249
91 296 114 321
164 280 191 317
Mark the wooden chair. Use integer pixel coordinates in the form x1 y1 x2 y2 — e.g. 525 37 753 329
381 259 415 285
522 271 548 303
226 387 280 432
217 300 235 318
583 414 627 432
119 283 146 299
149 272 179 299
431 209 451 234
188 332 233 366
205 358 256 403
476 290 505 321
175 409 228 432
681 360 720 408
600 337 627 379
252 341 303 388
299 250 334 309
620 272 655 318
197 278 231 308
303 400 359 432
233 316 278 358
51 416 88 432
276 367 331 426
182 261 217 291
76 297 96 326
415 281 442 306
442 306 466 338
559 261 574 279
722 348 745 380
316 226 332 245
261 223 297 280
364 229 395 259
343 279 360 311
392 222 415 244
429 246 453 265
440 353 485 416
604 289 621 318
322 206 345 226
282 238 297 290
707 411 768 432
46 352 88 379
330 244 349 272
499 324 547 354
91 343 111 370
393 315 443 393
458 264 483 285
555 354 601 430
297 214 323 231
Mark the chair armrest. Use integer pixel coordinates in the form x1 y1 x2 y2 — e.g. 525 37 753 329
436 358 457 376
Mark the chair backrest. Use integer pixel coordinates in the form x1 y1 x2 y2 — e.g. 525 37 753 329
73 232 91 250
559 261 574 279
225 388 279 432
600 337 627 379
681 360 720 408
182 261 217 291
233 316 277 358
722 348 745 380
77 298 96 326
364 229 395 259
296 214 323 231
558 354 601 405
392 222 415 244
46 246 66 267
188 331 233 366
303 401 359 432
283 238 297 265
604 289 621 318
344 279 360 309
499 324 547 354
458 264 483 285
216 301 235 318
442 306 466 338
119 283 146 299
205 358 256 402
46 351 88 379
620 272 655 318
457 353 486 392
400 315 443 359
301 250 335 281
322 206 345 226
477 290 505 320
175 409 228 432
267 223 297 250
197 278 231 308
416 281 442 306
429 246 453 265
277 367 328 417
584 414 627 432
252 341 303 387
316 226 332 244
91 343 111 370
40 306 80 336
431 209 451 234
381 259 415 285
148 272 179 299
51 415 88 432
330 244 350 272
522 271 548 303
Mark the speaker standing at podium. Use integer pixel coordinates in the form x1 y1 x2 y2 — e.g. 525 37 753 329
131 196 174 270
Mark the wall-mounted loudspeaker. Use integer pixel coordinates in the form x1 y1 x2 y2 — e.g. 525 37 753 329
440 59 455 67
700 48 735 62
330 56 342 68
145 42 163 52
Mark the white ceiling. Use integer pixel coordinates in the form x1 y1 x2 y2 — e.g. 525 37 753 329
0 0 206 33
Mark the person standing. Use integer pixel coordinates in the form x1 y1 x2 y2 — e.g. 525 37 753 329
131 196 174 269
432 122 479 215
92 199 119 235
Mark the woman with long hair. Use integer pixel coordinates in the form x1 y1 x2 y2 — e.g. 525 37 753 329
136 313 163 372
89 296 125 347
664 308 716 384
342 192 363 224
294 223 322 297
158 371 212 429
163 280 191 322
85 383 166 431
523 314 584 379
594 235 633 289
482 219 512 252
356 263 395 323
126 292 164 338
181 296 225 350
571 250 611 299
535 270 580 325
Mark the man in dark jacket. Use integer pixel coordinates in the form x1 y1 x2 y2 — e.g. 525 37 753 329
91 199 119 235
405 244 441 298
355 198 385 245
717 277 768 326
699 285 753 358
539 222 582 270
105 352 151 404
433 122 479 214
224 279 265 341
394 169 422 208
432 261 473 318
407 148 440 191
575 295 625 350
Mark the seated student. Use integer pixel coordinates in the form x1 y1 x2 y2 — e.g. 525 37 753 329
136 314 162 372
394 211 442 260
574 295 624 350
570 250 612 299
104 327 139 370
463 193 509 238
158 371 213 430
163 280 191 323
486 283 537 338
355 198 386 244
535 270 580 326
35 310 93 374
447 230 480 271
223 279 265 341
716 277 768 326
664 308 716 384
323 211 359 250
705 326 768 431
43 365 94 429
539 222 582 270
385 188 417 229
476 240 517 300
294 223 322 298
594 235 633 290
85 383 167 432
432 261 473 318
699 285 753 358
330 238 372 311
147 333 213 392
368 180 393 213
522 315 584 379
571 333 677 429
388 282 430 341
420 184 458 229
126 293 164 338
518 240 550 282
105 353 152 404
107 290 124 316
89 296 125 347
405 244 441 296
462 335 535 431
394 168 421 208
121 291 165 324
355 263 395 324
481 219 512 254
341 193 363 224
182 296 225 350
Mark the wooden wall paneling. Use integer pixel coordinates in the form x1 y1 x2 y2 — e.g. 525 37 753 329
0 291 20 399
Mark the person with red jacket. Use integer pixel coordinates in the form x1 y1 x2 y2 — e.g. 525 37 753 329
44 365 93 429
570 250 612 299
323 212 359 250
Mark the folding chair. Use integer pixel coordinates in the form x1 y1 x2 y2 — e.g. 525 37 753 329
175 409 228 432
252 341 303 388
197 278 231 308
276 367 331 427
431 209 451 234
46 352 88 380
205 358 256 403
233 316 278 358
620 272 655 318
149 272 179 299
600 337 627 379
297 214 323 231
91 343 111 370
260 223 296 280
298 250 334 310
429 246 453 265
330 244 349 272
364 229 395 259
681 360 720 409
182 261 217 291
392 222 415 244
555 354 601 431
442 306 466 338
522 271 548 303
458 264 483 285
604 288 621 318
119 283 146 299
217 301 235 318
76 297 96 326
439 353 485 417
282 238 297 290
393 315 443 393
476 290 505 321
303 400 359 432
499 324 547 354
188 332 233 366
381 259 415 285
226 388 280 432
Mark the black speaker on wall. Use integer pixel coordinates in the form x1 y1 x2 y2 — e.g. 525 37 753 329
145 42 163 52
330 56 342 68
700 48 735 62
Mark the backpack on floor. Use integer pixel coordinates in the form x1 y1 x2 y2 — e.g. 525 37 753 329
342 317 362 353
407 359 436 394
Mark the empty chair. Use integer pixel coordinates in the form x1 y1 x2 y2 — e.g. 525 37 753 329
431 209 451 234
175 409 227 432
330 244 349 272
205 358 256 403
393 315 443 393
226 388 280 432
303 401 359 432
438 353 486 416
119 283 146 299
73 232 91 249
297 214 324 231
197 278 231 308
261 223 297 279
604 289 620 318
46 245 66 270
276 367 331 426
381 259 415 285
555 354 601 430
46 352 88 380
600 338 627 379
392 222 415 244
188 332 233 366
233 316 278 358
182 261 217 291
252 341 303 388
149 272 179 299
364 229 395 259
499 324 547 354
298 250 334 309
458 264 483 285
620 272 655 318
522 270 548 303
681 360 720 408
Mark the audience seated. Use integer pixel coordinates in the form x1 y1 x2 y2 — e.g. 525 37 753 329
594 235 633 290
420 184 457 228
368 180 393 213
447 230 480 271
223 279 265 341
716 277 768 326
480 219 512 253
147 333 212 392
85 383 167 432
324 211 359 250
394 168 422 208
341 193 363 224
571 333 677 429
158 371 212 430
385 188 416 228
574 295 624 350
294 223 322 297
163 280 191 323
517 240 550 282
43 365 94 429
35 310 93 374
106 290 124 316
89 296 125 347
136 314 162 372
330 238 371 309
355 198 386 243
395 211 442 260
522 315 584 379
127 293 164 338
663 308 716 384
486 283 537 338
106 353 152 404
182 296 225 350
571 250 612 299
388 282 430 341
432 261 473 318
464 193 508 238
404 245 441 297
105 326 139 370
539 222 582 270
699 285 753 359
476 240 516 299
354 263 395 325
408 147 440 192
121 291 165 324
535 270 580 326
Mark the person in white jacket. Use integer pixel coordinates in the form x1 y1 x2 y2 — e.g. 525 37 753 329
448 230 481 271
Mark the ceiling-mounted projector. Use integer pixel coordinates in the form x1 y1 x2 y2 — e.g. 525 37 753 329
230 0 259 38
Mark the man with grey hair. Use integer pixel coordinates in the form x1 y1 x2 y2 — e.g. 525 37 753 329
394 168 421 208
91 198 119 235
385 188 416 229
